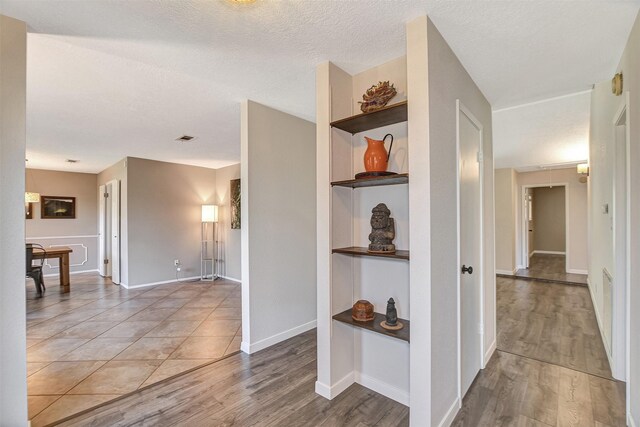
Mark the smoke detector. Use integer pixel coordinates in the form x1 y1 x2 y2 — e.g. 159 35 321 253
175 135 196 142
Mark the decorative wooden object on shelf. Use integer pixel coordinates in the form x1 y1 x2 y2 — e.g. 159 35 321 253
352 300 374 322
331 173 409 189
330 101 408 134
333 309 410 342
359 81 397 113
332 246 409 260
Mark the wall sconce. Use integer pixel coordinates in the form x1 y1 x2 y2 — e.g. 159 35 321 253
612 73 623 96
577 163 589 183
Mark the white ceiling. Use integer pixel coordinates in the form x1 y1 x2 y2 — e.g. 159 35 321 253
2 1 639 173
493 91 591 170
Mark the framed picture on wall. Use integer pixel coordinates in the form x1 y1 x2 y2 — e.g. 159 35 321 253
25 202 33 219
41 196 76 219
230 179 241 229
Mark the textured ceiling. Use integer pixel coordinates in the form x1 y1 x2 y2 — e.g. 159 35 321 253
493 91 591 170
2 1 639 173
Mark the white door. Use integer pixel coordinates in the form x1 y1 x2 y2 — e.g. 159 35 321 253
109 179 120 284
98 185 106 276
458 101 483 397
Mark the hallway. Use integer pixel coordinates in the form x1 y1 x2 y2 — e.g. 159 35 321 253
454 277 625 426
513 254 588 286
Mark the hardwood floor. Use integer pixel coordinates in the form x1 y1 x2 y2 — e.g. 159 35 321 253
452 350 626 426
504 254 588 286
56 330 410 427
497 276 612 379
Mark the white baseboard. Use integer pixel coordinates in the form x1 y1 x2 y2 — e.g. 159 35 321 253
315 372 355 400
587 279 613 367
43 269 98 278
529 251 535 258
123 276 200 289
242 319 317 354
566 269 588 275
219 275 241 283
495 269 516 275
438 397 461 427
532 250 566 255
484 339 497 367
355 372 409 406
629 412 637 427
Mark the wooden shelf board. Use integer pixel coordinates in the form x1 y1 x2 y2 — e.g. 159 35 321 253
330 101 408 134
333 309 410 343
331 173 408 188
332 246 409 260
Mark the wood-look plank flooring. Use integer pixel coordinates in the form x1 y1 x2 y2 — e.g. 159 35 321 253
56 330 410 427
452 350 626 426
497 276 612 379
509 254 588 286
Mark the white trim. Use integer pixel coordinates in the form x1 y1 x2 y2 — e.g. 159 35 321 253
42 269 99 278
241 319 316 354
484 338 497 366
122 276 200 289
219 275 241 283
532 250 566 255
520 183 570 271
437 397 461 427
587 274 613 369
566 269 588 275
492 89 592 113
495 269 517 276
629 412 637 427
354 372 409 406
315 372 355 400
456 99 485 401
26 235 98 240
43 243 88 269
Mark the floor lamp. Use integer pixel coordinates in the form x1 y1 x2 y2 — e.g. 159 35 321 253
201 205 218 281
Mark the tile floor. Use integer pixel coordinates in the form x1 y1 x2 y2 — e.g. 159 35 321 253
25 272 241 426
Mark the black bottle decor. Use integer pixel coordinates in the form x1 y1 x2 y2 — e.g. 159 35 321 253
380 297 404 331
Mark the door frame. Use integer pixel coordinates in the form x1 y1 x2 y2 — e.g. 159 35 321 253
456 100 485 401
520 182 570 271
612 94 630 386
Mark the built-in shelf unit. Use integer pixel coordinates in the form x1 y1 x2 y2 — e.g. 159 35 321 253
316 55 411 407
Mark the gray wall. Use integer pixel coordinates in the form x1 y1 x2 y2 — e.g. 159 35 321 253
495 168 517 273
215 163 241 281
241 100 316 352
0 14 28 425
425 17 495 424
26 169 99 274
98 158 129 284
126 157 216 287
532 186 566 253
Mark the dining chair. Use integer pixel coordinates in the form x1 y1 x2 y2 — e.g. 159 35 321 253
26 243 46 297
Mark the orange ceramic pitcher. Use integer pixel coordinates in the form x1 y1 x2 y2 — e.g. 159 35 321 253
364 134 394 172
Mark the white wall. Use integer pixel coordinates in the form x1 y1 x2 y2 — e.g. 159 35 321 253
516 168 588 273
241 100 316 353
214 163 241 281
495 168 517 274
590 11 640 420
407 18 496 425
25 169 99 274
0 14 29 426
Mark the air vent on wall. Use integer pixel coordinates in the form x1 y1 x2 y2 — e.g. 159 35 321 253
176 135 196 142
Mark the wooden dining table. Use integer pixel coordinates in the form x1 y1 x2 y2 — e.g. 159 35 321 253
32 246 73 293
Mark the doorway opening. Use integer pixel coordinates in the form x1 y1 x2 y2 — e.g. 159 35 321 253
98 179 120 284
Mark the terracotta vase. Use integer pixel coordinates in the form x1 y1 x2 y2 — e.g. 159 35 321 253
363 134 394 172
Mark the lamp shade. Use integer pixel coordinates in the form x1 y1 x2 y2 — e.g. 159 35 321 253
202 205 218 223
25 192 40 203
